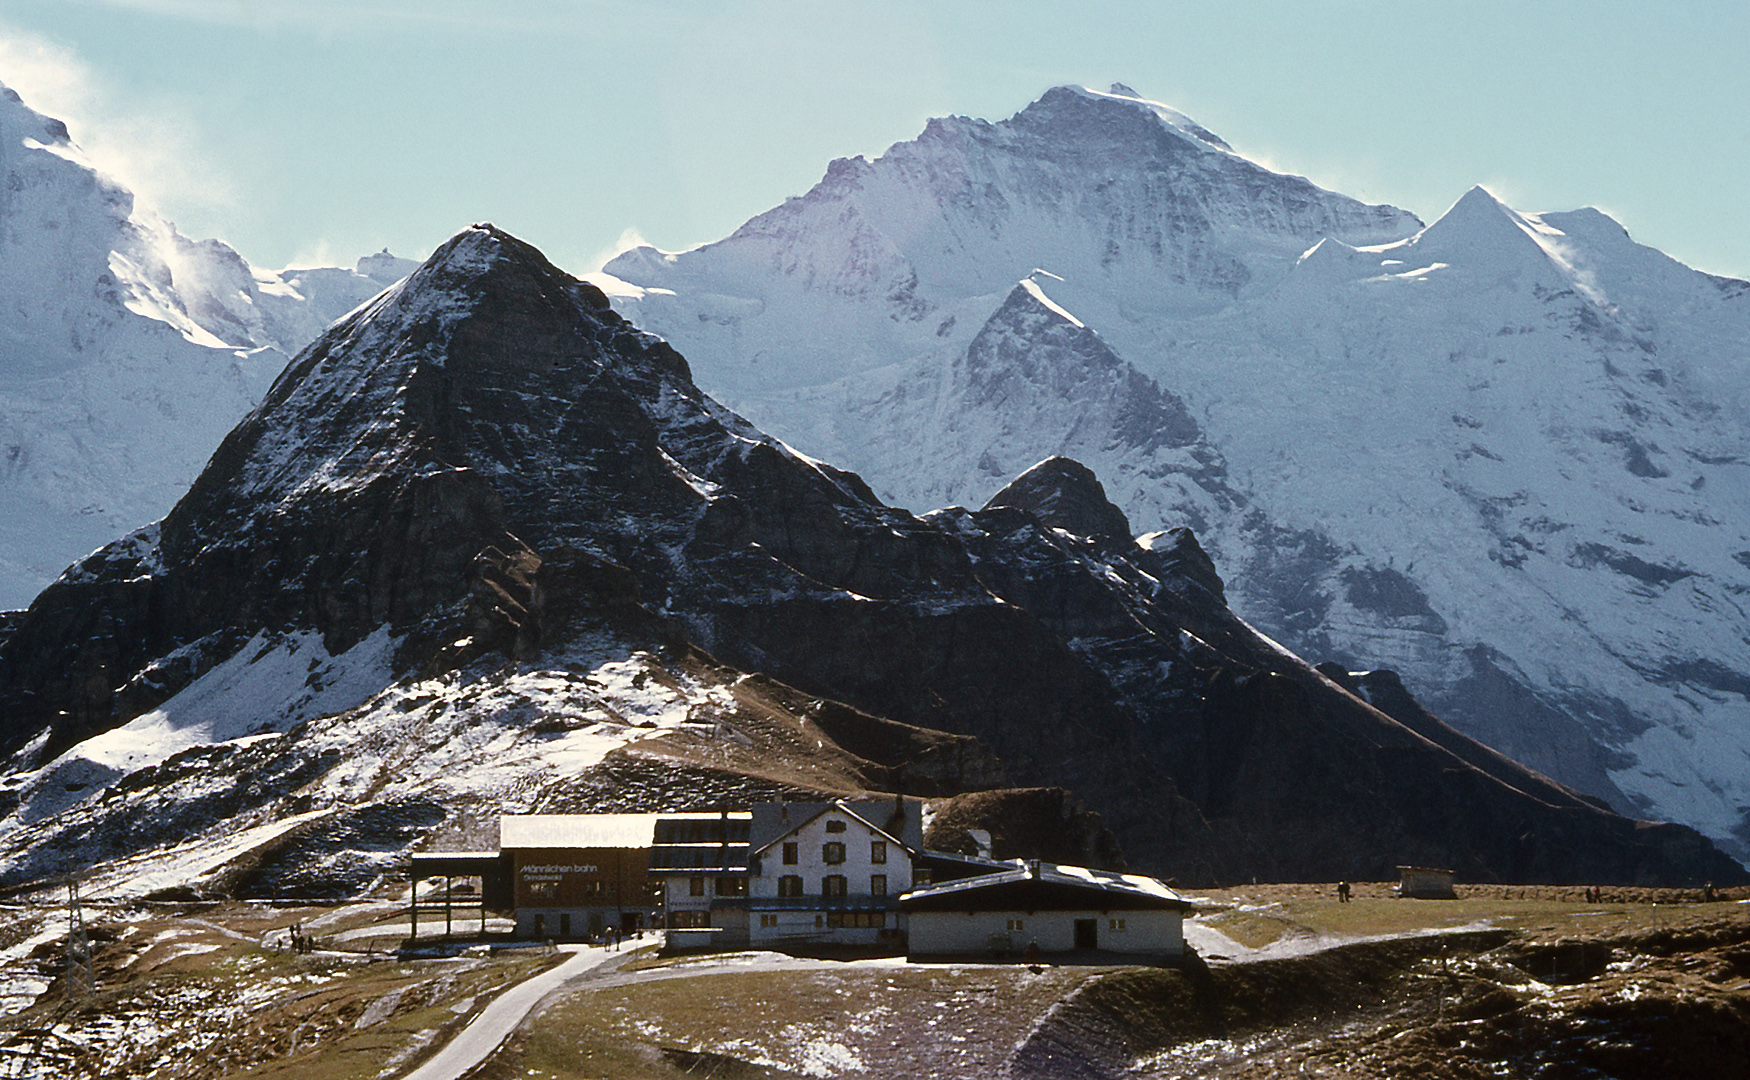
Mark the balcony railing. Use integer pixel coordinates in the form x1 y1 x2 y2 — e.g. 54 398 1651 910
745 896 900 912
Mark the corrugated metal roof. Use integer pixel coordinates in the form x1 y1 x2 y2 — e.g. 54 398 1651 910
900 860 1193 910
500 812 751 850
500 813 666 849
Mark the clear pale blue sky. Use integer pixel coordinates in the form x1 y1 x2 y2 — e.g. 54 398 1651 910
2 0 1746 278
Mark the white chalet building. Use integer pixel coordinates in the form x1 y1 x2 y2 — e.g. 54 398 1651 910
745 797 924 949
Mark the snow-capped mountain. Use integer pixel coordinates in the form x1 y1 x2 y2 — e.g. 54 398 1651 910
0 81 414 610
600 85 1750 861
0 225 1737 896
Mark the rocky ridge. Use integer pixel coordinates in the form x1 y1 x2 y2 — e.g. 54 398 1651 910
0 224 1738 893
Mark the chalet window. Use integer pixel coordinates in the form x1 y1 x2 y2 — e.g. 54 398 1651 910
914 869 932 886
825 820 847 833
822 842 846 865
760 914 778 928
670 910 708 928
778 875 804 897
689 876 705 896
870 874 887 897
715 875 747 896
870 841 886 864
829 912 885 928
1108 918 1127 930
1007 919 1024 931
822 874 847 898
782 842 798 865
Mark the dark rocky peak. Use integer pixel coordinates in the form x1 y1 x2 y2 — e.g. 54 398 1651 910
0 223 962 761
1136 526 1227 603
983 457 1134 543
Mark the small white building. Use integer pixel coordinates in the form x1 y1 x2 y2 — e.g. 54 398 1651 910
901 860 1194 958
746 797 923 950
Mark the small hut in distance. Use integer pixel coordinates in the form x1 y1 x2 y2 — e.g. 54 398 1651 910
1397 866 1457 898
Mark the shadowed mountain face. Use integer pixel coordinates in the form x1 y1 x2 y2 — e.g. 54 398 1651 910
0 226 1741 889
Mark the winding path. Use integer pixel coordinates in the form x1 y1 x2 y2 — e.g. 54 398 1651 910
400 942 626 1080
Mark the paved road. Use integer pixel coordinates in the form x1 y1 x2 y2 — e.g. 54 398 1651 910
400 943 627 1080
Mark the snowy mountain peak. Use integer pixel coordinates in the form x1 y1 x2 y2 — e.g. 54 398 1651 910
0 81 70 145
1050 82 1235 152
1404 184 1568 269
600 83 1750 862
1013 83 1239 157
0 79 422 610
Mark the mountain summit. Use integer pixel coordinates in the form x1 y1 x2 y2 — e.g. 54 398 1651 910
601 85 1750 862
0 224 1738 895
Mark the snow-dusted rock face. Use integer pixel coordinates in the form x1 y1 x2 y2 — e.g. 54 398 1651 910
0 82 413 610
602 85 1750 862
602 83 1416 400
0 225 1738 894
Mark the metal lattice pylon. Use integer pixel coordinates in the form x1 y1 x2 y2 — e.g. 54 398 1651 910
64 878 94 1003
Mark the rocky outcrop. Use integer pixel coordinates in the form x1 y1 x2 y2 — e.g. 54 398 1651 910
984 457 1136 545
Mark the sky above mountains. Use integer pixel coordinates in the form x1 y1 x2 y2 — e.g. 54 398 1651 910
0 0 1745 279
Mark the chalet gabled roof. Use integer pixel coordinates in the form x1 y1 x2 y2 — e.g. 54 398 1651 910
748 798 910 857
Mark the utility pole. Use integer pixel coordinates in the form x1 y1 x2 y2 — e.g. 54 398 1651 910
64 877 95 1004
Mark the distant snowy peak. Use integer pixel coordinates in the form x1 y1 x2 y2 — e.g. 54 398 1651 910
0 80 410 362
0 80 416 610
0 82 71 146
593 82 1750 860
1081 82 1234 151
964 278 1202 456
603 84 1423 397
1010 82 1235 153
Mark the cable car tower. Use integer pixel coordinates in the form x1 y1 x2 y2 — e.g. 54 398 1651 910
63 877 94 1004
